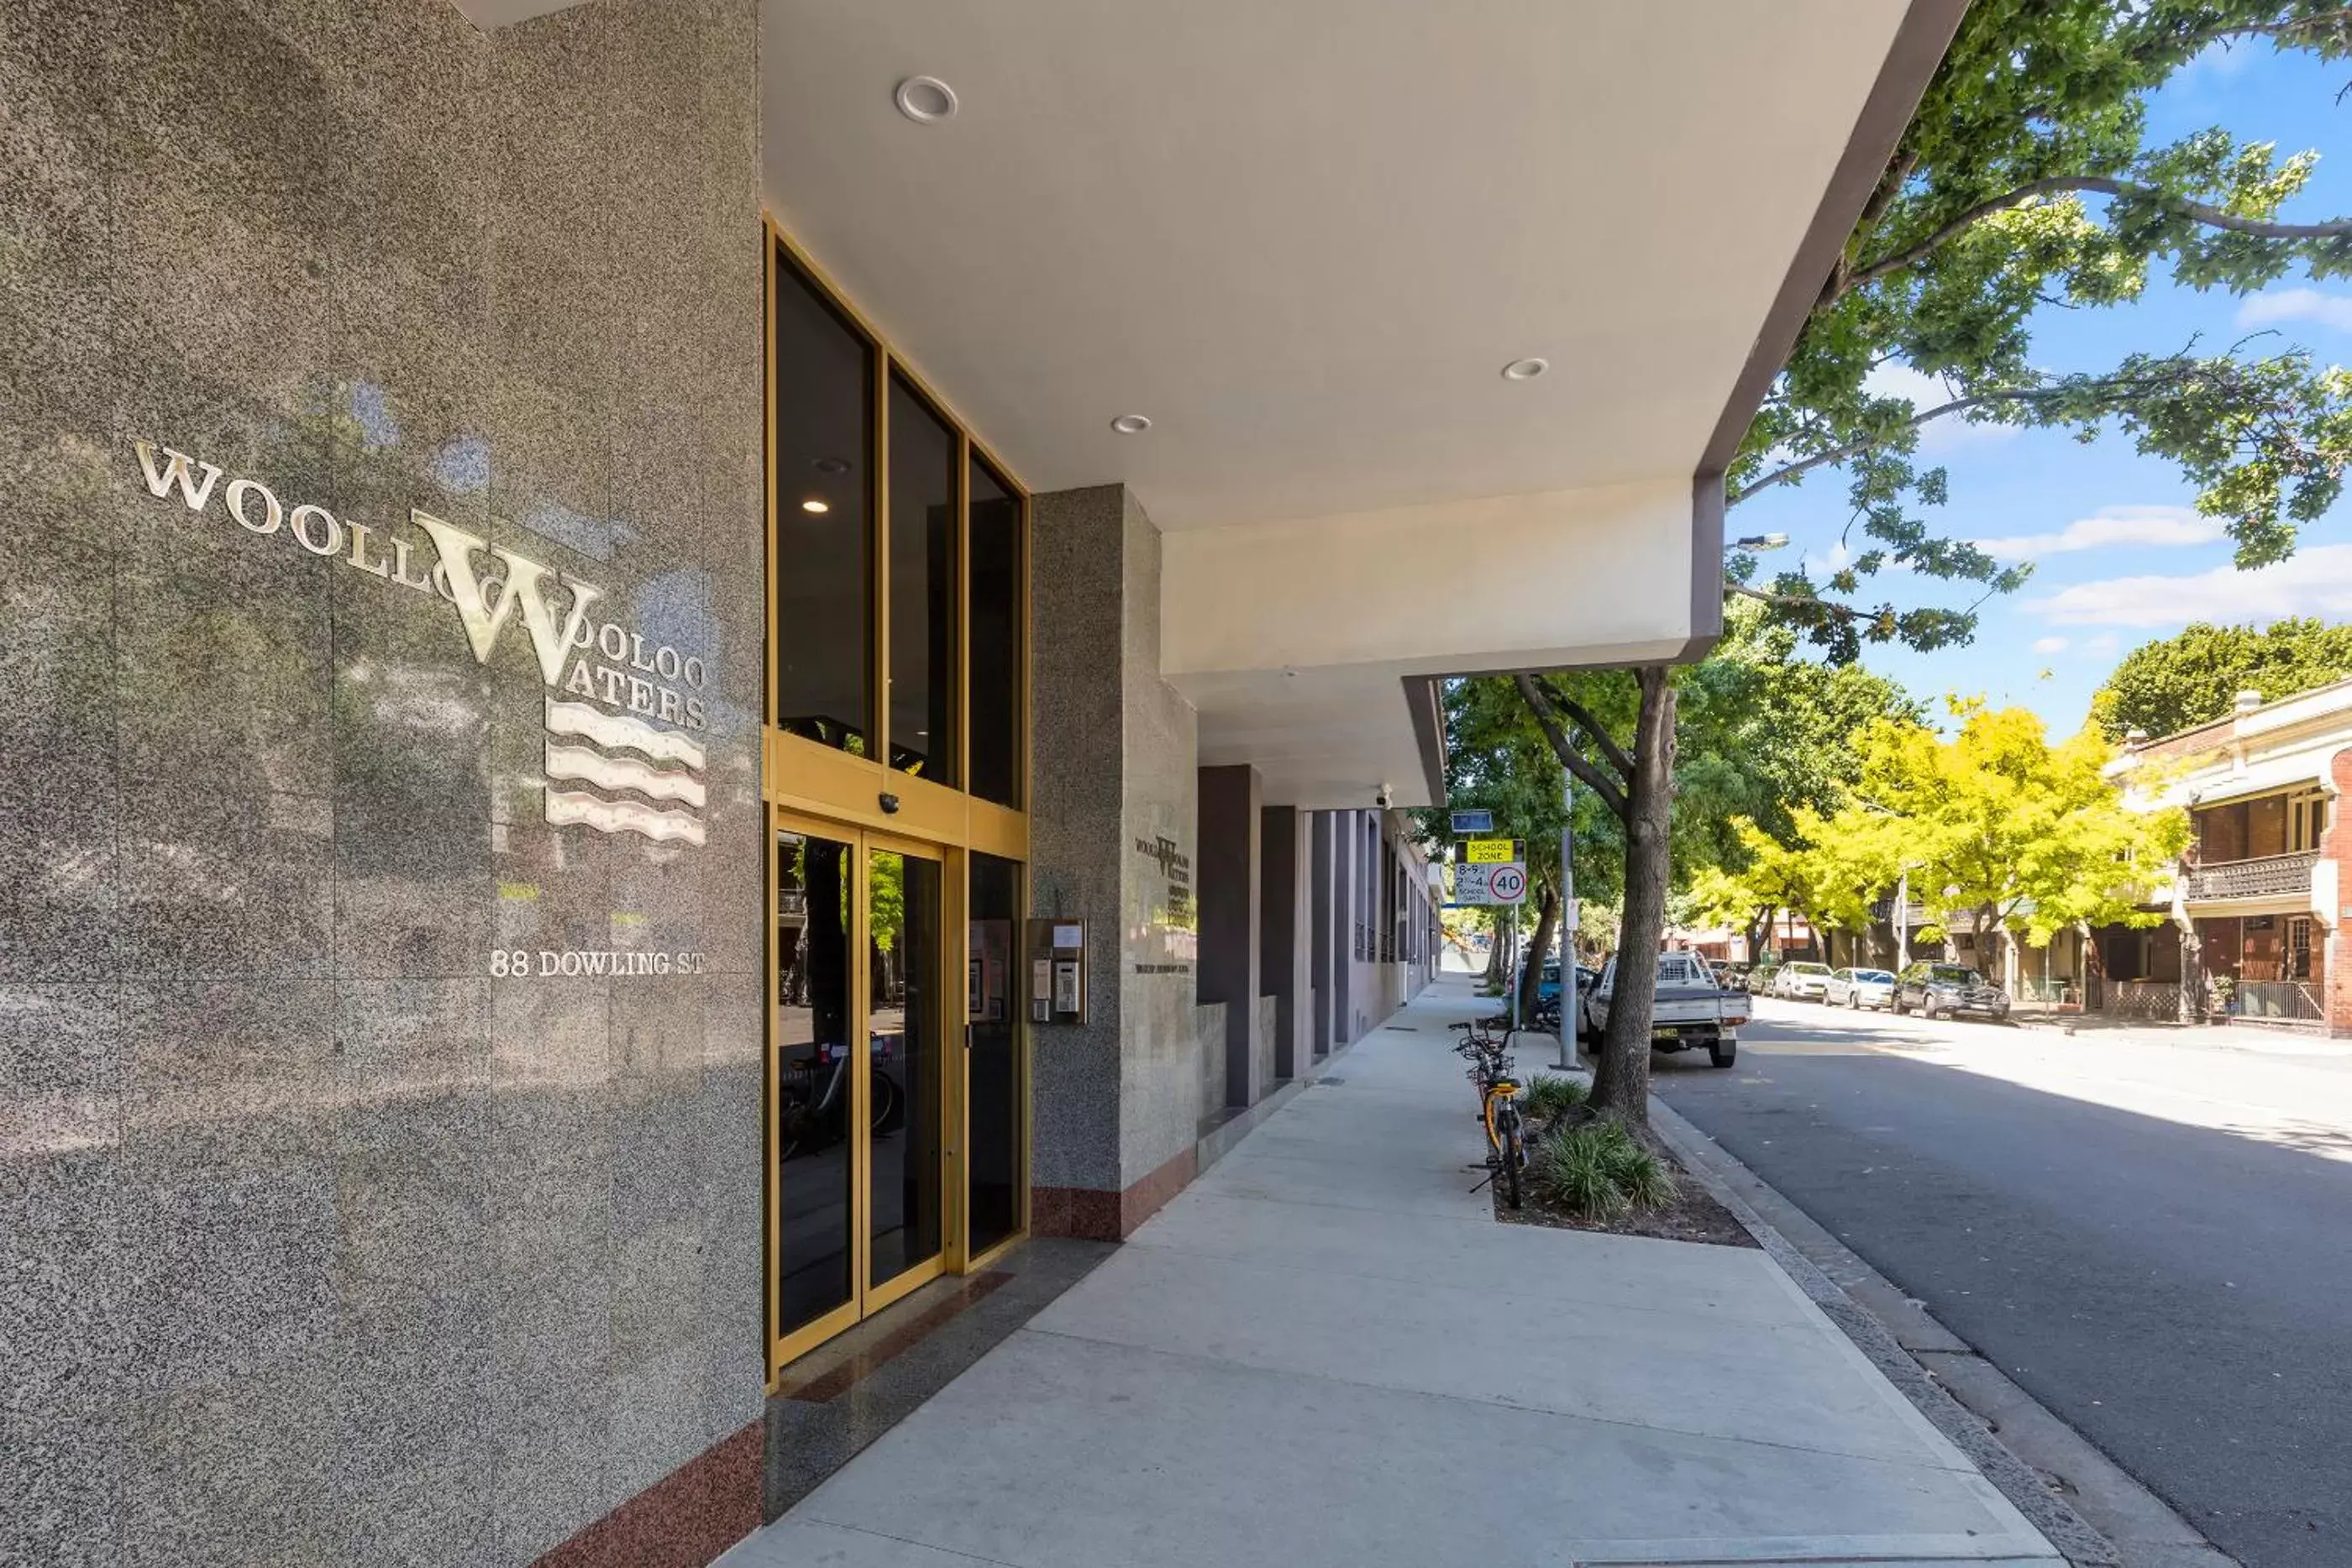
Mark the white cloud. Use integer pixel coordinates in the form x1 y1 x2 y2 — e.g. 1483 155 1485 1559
2236 287 2352 334
1971 505 2223 560
2027 543 2352 627
1804 538 1852 577
1862 363 2020 454
2032 636 2069 654
2084 633 2120 655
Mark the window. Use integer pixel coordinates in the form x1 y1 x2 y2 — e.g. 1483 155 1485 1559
968 458 1023 807
887 374 958 784
771 253 874 753
2291 792 2328 852
769 231 1030 806
2289 915 2313 981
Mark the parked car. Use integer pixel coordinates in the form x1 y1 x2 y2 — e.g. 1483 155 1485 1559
1770 961 1834 1001
1718 961 1755 993
1589 951 1749 1067
1824 967 1896 1010
1891 962 2011 1021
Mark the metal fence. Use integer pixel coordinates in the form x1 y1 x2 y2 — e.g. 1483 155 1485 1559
2229 980 2324 1023
2008 975 2082 1017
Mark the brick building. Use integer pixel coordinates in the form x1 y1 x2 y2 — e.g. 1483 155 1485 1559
2105 682 2352 1034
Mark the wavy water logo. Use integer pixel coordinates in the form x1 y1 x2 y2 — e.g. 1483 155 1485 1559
129 440 719 852
543 699 707 846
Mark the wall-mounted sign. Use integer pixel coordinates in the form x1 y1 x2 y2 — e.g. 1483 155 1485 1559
133 440 712 847
1132 832 1195 973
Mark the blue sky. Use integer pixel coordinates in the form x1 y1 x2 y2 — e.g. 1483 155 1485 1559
1731 40 2352 737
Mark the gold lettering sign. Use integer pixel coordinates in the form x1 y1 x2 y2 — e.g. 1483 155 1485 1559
132 439 713 848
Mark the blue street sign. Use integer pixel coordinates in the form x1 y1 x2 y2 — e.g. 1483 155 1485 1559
1449 810 1494 834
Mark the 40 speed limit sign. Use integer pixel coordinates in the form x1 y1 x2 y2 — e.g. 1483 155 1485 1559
1454 862 1527 905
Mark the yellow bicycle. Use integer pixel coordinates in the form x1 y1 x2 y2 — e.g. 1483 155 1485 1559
1451 1020 1526 1209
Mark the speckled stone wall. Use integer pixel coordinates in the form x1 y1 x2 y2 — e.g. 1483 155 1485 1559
1026 485 1128 1197
1026 485 1217 1215
0 2 765 1565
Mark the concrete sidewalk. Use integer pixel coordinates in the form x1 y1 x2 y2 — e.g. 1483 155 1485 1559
720 978 2061 1567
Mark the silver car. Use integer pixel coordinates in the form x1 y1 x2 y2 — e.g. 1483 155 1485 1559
1772 961 1833 1001
1824 967 1895 1010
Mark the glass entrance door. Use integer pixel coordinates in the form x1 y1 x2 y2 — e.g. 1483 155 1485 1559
770 814 958 1366
867 844 945 1298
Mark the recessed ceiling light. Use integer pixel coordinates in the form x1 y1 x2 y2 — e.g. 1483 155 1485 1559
895 76 958 123
801 498 829 514
1110 414 1152 435
1502 357 1549 381
811 456 851 475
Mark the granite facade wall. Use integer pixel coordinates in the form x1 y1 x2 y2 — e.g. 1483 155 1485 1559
0 2 766 1564
1113 490 1209 1193
1026 485 1128 1197
1025 485 1210 1222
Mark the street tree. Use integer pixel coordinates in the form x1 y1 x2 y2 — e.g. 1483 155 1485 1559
1851 702 2189 978
1509 1 2352 1118
1686 810 1904 965
2093 619 2352 739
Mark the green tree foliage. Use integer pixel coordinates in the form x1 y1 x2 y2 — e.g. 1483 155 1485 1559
1685 810 1902 957
1669 611 1923 873
1731 1 2352 655
1506 5 2349 1113
2092 619 2352 739
1435 613 1914 909
1846 701 2190 973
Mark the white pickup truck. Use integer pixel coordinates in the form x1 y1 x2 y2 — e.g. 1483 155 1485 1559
1589 951 1749 1068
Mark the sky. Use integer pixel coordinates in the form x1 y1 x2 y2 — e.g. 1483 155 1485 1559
1730 39 2352 737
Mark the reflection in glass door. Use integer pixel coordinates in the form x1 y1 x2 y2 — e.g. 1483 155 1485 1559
868 847 944 1293
966 852 1024 1256
771 816 963 1366
774 826 858 1345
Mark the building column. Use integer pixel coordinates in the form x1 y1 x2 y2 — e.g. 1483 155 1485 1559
1259 804 1306 1081
1198 763 1263 1108
1310 811 1334 1058
1027 483 1207 1237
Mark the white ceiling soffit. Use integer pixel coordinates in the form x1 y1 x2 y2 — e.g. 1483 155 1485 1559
444 0 585 28
762 0 1912 532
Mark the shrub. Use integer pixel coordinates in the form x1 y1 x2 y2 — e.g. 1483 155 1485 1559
1611 1144 1679 1210
1534 1128 1628 1222
1531 1116 1679 1218
1520 1074 1588 1121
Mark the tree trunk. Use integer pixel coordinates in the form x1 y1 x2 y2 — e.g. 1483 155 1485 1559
1482 924 1504 993
1745 904 1777 964
1593 666 1677 1126
1516 887 1558 1024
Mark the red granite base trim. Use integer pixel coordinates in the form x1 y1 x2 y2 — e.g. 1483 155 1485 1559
533 1419 763 1568
1119 1145 1196 1234
1031 1146 1200 1241
1028 1183 1122 1240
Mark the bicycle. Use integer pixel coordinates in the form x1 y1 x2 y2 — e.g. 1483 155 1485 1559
1449 1020 1526 1209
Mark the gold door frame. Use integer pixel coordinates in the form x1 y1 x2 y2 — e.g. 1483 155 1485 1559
767 807 868 1371
862 829 954 1317
763 214 1036 1386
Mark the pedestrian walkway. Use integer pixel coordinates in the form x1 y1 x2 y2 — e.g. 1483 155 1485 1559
719 977 2061 1568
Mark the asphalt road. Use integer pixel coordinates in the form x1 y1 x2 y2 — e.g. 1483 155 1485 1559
1652 999 2352 1568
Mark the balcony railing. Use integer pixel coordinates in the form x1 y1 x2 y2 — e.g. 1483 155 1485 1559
2181 849 2318 902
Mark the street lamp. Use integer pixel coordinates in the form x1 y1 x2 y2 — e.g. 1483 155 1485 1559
1730 533 1790 552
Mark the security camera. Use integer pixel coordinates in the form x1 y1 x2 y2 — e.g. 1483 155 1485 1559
1374 785 1392 809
